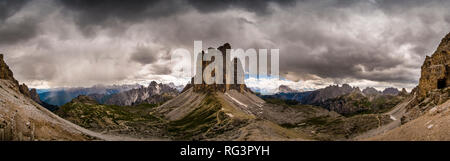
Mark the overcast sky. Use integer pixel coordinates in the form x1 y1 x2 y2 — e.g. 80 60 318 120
1 0 449 92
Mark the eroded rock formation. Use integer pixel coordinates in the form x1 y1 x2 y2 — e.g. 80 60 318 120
418 33 450 97
0 54 31 98
183 43 250 93
402 32 450 123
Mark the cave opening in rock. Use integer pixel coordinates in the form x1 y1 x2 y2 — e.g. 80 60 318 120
437 78 447 89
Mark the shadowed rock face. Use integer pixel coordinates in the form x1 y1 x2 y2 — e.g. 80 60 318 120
382 87 400 96
0 54 18 85
0 54 30 98
30 88 43 104
183 43 250 93
418 32 450 97
30 88 59 112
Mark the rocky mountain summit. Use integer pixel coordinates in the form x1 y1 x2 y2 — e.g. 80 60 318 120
101 81 179 106
153 43 315 140
402 32 450 123
382 87 400 95
182 43 251 93
29 88 59 111
0 54 31 98
301 84 359 104
362 87 381 95
277 85 301 93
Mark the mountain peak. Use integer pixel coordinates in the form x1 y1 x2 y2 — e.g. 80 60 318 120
382 87 400 95
277 85 300 93
417 32 450 97
362 87 380 95
184 43 250 93
0 54 19 85
0 54 31 98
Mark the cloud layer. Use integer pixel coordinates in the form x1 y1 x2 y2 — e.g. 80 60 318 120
0 0 449 90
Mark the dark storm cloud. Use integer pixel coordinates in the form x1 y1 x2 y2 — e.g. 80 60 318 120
1 0 450 89
0 0 28 21
56 0 296 36
150 64 172 75
0 0 38 45
0 18 39 45
57 0 189 35
269 0 450 85
130 47 158 65
187 0 296 14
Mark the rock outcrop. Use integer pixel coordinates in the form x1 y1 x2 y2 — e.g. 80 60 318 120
418 32 450 97
30 88 59 111
0 54 19 85
183 43 250 93
402 32 450 123
0 54 30 97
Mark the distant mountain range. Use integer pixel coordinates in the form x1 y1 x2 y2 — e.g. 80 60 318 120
92 81 179 106
260 84 408 115
38 84 141 106
37 82 183 106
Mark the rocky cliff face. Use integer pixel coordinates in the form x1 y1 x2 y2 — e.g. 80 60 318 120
418 33 450 97
29 88 59 111
183 43 250 93
0 54 30 97
30 88 42 104
0 54 18 85
402 32 450 123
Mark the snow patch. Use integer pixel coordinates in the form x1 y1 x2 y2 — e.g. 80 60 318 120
390 115 397 121
225 93 248 108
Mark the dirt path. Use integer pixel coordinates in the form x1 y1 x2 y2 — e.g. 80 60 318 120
352 96 414 140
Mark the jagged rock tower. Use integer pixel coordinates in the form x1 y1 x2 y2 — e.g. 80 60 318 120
183 43 250 93
402 32 450 123
417 32 450 97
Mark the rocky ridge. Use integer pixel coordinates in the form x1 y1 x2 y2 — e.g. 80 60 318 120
402 32 450 123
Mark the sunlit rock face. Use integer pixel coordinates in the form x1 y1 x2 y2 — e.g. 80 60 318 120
418 32 450 97
402 33 450 124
